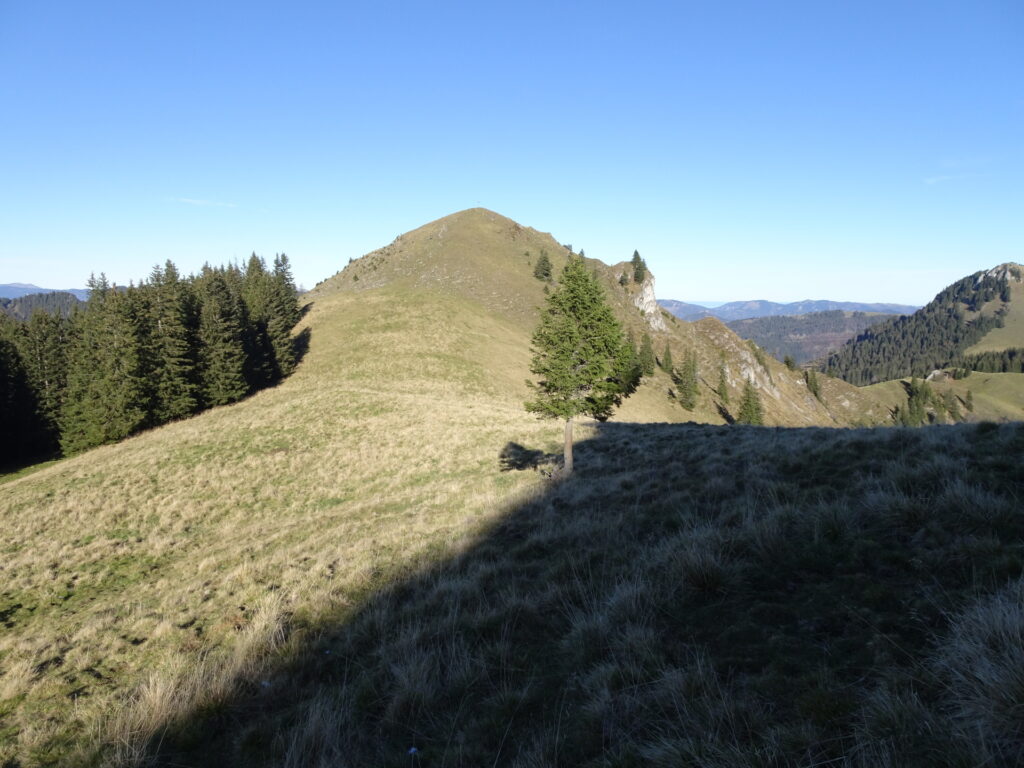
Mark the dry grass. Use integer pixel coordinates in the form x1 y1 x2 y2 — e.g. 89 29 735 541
1 210 1021 765
0 281 559 765
866 372 1024 423
111 419 1024 768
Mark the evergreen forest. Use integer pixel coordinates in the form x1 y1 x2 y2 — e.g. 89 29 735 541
0 291 81 321
0 254 302 468
821 268 1016 384
727 310 898 364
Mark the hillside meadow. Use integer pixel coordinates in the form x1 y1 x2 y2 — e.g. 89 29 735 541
0 282 560 765
1 279 1022 765
2 210 1023 765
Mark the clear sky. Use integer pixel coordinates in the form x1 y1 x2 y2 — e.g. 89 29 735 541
1 1 1021 305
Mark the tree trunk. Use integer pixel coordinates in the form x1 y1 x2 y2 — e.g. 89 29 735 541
563 417 573 474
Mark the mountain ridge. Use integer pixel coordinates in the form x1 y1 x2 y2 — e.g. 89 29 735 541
315 207 885 428
0 283 90 300
660 297 919 323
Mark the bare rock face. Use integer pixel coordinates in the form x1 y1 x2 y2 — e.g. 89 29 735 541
634 275 668 332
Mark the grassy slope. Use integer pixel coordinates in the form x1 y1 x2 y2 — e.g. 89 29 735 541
2 208 1018 765
867 373 1024 423
108 422 1024 767
332 208 886 428
964 278 1024 354
0 279 565 765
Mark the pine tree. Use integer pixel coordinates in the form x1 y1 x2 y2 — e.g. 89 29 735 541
660 342 673 372
899 377 928 427
674 349 698 410
147 261 199 422
17 309 70 451
241 254 276 387
943 389 962 421
965 389 974 412
526 256 634 473
631 250 647 283
0 314 49 465
533 250 552 282
805 369 822 400
196 272 249 407
717 359 729 404
736 380 764 425
61 275 150 453
783 354 796 370
268 253 301 377
638 333 656 376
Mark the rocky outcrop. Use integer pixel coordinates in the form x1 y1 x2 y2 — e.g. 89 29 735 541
633 275 668 332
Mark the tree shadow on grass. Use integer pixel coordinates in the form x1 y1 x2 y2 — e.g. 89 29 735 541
497 441 560 472
126 421 1024 768
292 326 312 367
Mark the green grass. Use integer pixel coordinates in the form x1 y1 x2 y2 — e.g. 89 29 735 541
867 372 1024 423
1 209 1021 766
965 278 1024 354
131 421 1024 767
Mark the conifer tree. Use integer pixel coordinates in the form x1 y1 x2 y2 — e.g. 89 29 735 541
660 342 673 372
0 314 48 465
943 389 962 421
631 250 647 283
526 256 634 473
737 380 764 425
197 273 249 407
638 333 656 376
268 253 301 377
61 276 150 453
533 250 552 281
898 377 928 427
805 369 822 400
17 309 70 450
147 261 199 422
241 254 276 387
965 389 974 412
674 349 699 410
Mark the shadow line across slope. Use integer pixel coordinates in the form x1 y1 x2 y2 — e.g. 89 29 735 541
128 420 1024 767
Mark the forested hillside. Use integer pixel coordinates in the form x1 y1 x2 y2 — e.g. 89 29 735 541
821 264 1021 384
0 255 300 467
0 292 81 321
727 310 897 364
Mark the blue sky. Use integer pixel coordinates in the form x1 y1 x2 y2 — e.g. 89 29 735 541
1 1 1020 304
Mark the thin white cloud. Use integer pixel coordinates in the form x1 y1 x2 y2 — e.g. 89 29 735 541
923 173 990 185
170 197 237 208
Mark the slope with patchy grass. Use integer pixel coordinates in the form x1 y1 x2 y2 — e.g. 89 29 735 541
105 421 1024 767
867 372 1024 424
1 208 1019 766
964 274 1024 355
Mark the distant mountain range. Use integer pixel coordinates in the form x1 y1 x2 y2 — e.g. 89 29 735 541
0 283 90 301
659 298 920 323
